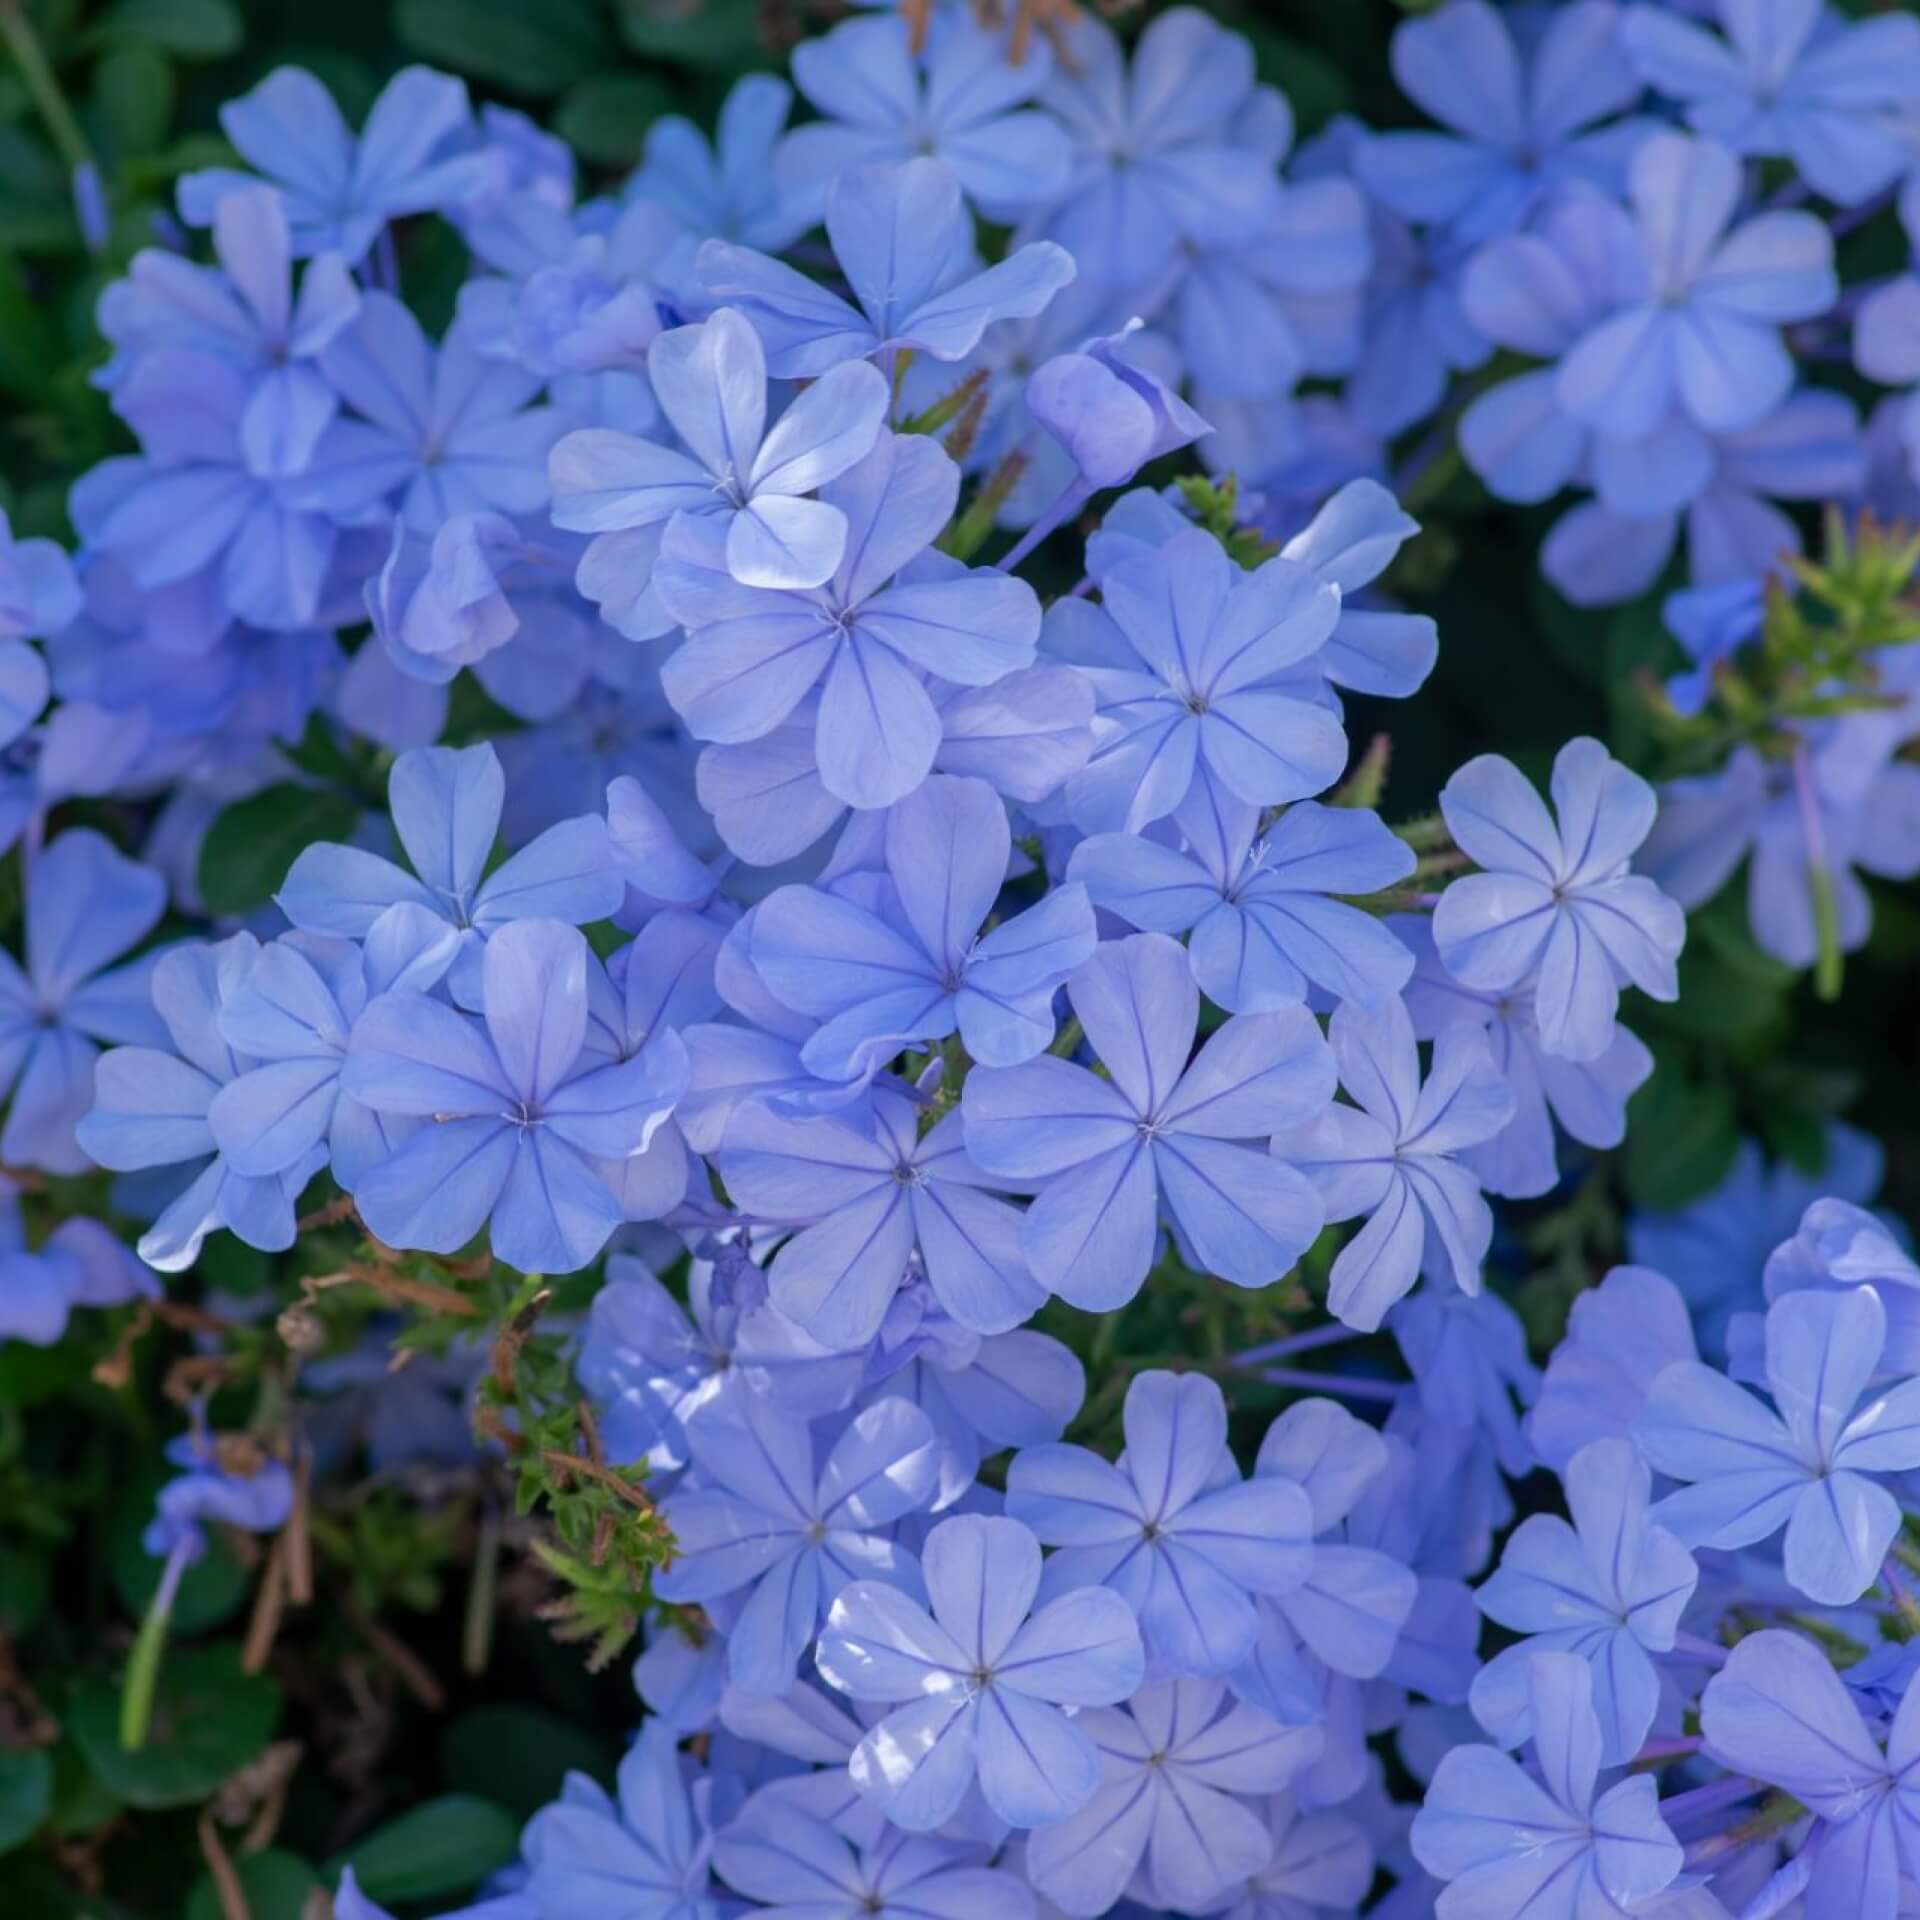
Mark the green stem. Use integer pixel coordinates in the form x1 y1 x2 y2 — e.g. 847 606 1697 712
0 2 93 179
120 1557 179 1751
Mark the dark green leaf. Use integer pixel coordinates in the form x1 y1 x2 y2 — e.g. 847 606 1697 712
91 45 174 163
555 73 675 167
47 1739 120 1839
441 1706 616 1819
0 255 64 399
615 0 770 72
0 1546 48 1638
186 1850 318 1920
328 1794 519 1903
0 1749 52 1855
1624 1054 1740 1210
197 782 360 915
67 1645 280 1810
395 0 616 96
85 0 242 59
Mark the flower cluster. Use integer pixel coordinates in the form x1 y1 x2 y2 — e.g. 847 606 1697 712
1 1 1918 1915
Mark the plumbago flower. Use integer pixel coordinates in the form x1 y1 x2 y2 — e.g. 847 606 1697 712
177 64 495 261
1271 995 1514 1332
1553 131 1836 440
1410 1653 1683 1920
1636 1285 1920 1604
1005 1370 1314 1678
1023 1678 1321 1915
700 156 1076 378
1434 739 1684 1063
777 12 1072 220
550 306 890 597
1048 527 1347 836
1622 0 1920 205
745 773 1094 1080
77 934 328 1271
278 742 620 1001
343 919 688 1272
815 1512 1146 1832
0 828 166 1173
1069 785 1415 1014
1358 0 1647 243
1700 1629 1920 1920
1469 1438 1697 1763
655 432 1041 810
654 1392 937 1694
962 933 1334 1308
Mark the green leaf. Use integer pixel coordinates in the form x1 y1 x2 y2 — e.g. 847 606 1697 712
186 1850 318 1920
441 1706 616 1819
47 1739 120 1839
1623 1053 1740 1210
0 1749 52 1855
615 0 770 72
0 254 63 399
110 1466 250 1636
395 0 616 96
1240 22 1351 135
85 0 242 58
328 1794 520 1904
0 1546 49 1638
555 73 675 167
197 782 360 916
67 1645 280 1810
91 45 174 163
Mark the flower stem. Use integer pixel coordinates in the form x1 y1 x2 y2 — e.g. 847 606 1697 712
0 0 93 181
1790 738 1843 1001
996 480 1091 574
121 1544 188 1751
1256 1366 1402 1404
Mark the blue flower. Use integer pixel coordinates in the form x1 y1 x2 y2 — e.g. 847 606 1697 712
521 1723 723 1917
715 1807 1032 1918
1006 1370 1314 1678
1024 1677 1321 1914
551 306 889 596
963 933 1334 1308
1022 8 1287 291
78 933 327 1270
0 828 166 1173
1273 995 1513 1332
99 184 359 477
1700 1629 1920 1920
1027 323 1213 493
0 1187 155 1347
277 742 622 1002
1636 1285 1920 1604
205 917 455 1190
1554 131 1835 440
624 73 809 258
1070 788 1415 1013
1357 0 1647 242
1435 739 1684 1062
1471 1438 1697 1763
86 347 353 633
343 918 687 1273
1411 1652 1682 1920
714 1095 1043 1348
1623 0 1920 205
815 1511 1146 1831
178 65 494 263
700 156 1075 378
655 432 1040 810
1050 527 1346 835
144 1423 295 1566
780 12 1072 221
288 297 562 534
656 1391 937 1694
1400 915 1655 1202
746 773 1093 1080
